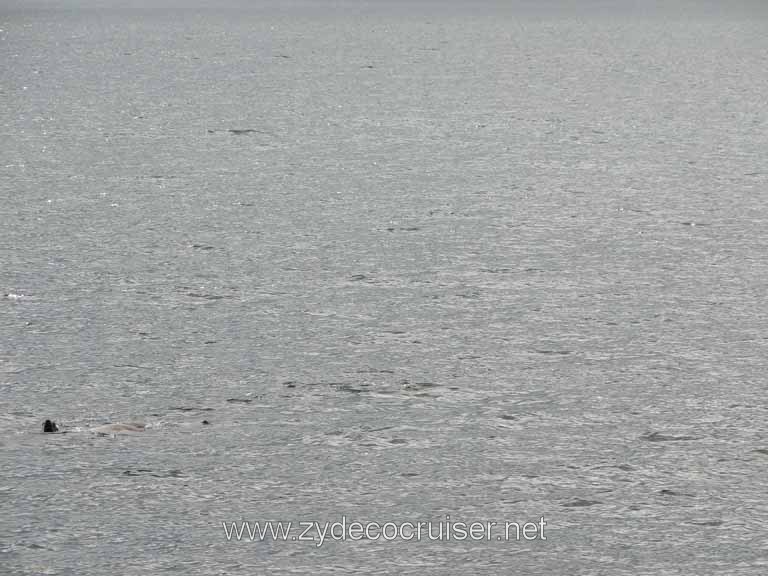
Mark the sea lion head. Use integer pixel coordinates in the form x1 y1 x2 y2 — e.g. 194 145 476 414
43 419 59 433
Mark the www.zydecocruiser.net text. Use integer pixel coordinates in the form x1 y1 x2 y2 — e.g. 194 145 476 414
223 516 547 547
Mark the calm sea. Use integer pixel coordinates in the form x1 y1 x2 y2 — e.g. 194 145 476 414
2 1 767 574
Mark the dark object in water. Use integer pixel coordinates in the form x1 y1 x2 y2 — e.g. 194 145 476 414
43 419 59 433
641 431 698 442
202 420 210 425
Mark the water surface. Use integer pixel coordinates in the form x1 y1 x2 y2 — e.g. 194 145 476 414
2 1 767 574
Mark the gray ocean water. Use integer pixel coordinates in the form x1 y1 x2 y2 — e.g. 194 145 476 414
2 1 767 574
